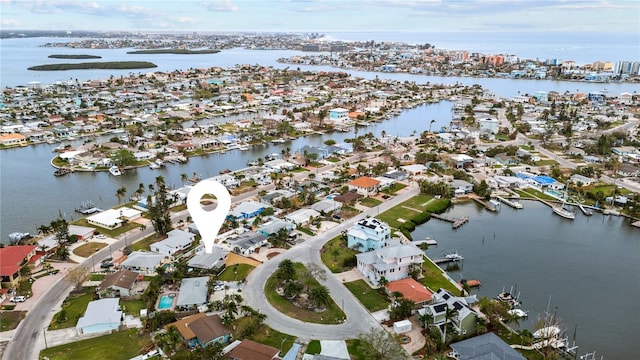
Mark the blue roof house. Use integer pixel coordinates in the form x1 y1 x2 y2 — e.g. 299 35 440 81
347 217 392 252
228 201 270 220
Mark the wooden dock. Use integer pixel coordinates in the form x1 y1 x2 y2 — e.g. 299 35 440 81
496 196 524 209
431 213 469 229
433 257 463 264
459 279 482 288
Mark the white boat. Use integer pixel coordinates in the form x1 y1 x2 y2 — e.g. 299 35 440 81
238 145 250 151
534 326 561 339
512 201 524 209
109 166 122 176
271 139 286 144
552 205 575 220
508 309 529 319
445 252 464 261
489 199 501 208
149 162 161 169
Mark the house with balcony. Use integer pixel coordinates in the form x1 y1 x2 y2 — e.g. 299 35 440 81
417 288 478 338
356 241 424 286
347 217 392 251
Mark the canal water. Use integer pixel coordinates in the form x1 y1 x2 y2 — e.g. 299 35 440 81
413 201 639 359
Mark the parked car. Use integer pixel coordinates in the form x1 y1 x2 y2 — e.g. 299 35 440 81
213 285 224 291
95 234 106 239
10 296 26 303
100 262 113 269
102 257 113 263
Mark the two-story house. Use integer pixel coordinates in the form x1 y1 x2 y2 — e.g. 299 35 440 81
417 289 478 339
347 217 392 251
356 241 424 286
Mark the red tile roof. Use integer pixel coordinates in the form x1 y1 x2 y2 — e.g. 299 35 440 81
0 245 36 276
348 176 381 189
386 278 433 304
229 339 279 360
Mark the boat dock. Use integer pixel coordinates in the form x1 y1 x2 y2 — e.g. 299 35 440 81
412 238 438 247
472 197 498 212
432 252 464 264
459 279 482 288
632 220 640 228
578 203 593 216
496 196 524 209
431 213 469 229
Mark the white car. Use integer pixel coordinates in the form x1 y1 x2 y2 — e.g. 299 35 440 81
213 285 225 291
10 296 26 303
95 234 106 239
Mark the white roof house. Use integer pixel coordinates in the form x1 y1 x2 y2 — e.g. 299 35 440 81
76 298 122 335
310 199 342 213
150 229 195 257
187 246 228 270
86 207 142 229
120 251 164 274
176 276 209 308
284 208 321 226
401 164 428 175
356 241 424 286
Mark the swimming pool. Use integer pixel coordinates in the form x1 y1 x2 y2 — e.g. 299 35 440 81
158 294 174 310
326 193 339 200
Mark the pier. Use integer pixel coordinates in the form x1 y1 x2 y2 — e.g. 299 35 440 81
411 238 438 247
496 196 524 209
472 197 498 212
433 257 463 264
431 213 469 229
578 203 593 216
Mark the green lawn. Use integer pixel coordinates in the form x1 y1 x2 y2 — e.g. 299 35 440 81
217 264 255 281
265 263 345 324
0 311 26 331
49 287 95 330
346 339 367 360
305 340 321 354
231 319 296 354
120 299 146 316
130 233 165 251
39 328 152 360
320 236 358 273
534 159 558 166
381 183 407 195
89 274 106 281
360 197 382 207
378 194 433 228
514 188 557 201
344 280 390 312
420 257 460 294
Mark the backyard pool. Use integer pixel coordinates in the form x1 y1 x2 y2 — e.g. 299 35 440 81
325 193 339 200
158 294 175 310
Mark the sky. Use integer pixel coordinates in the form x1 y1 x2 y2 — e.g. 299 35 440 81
1 0 639 33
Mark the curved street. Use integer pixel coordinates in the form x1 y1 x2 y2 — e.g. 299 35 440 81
243 187 420 340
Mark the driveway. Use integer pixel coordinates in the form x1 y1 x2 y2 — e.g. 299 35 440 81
243 187 420 340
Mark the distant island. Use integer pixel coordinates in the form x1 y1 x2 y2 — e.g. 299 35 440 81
126 49 220 55
48 54 101 59
28 61 158 71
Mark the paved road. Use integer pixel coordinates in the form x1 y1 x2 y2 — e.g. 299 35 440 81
2 226 156 360
243 187 420 340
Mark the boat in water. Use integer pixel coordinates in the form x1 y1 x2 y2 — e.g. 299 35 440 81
271 138 286 144
53 168 71 176
533 326 561 339
496 290 522 309
445 252 464 262
552 205 575 220
109 166 122 176
507 308 529 319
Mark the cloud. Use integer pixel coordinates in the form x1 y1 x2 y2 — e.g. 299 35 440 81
1 18 23 27
199 0 239 12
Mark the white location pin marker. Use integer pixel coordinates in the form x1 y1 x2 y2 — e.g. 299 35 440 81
187 179 231 254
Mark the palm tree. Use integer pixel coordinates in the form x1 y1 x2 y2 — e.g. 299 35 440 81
429 119 436 133
180 173 188 186
37 224 51 235
115 187 127 204
443 306 460 344
309 285 331 308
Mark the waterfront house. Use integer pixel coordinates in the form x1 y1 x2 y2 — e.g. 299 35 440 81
347 176 381 196
417 288 478 338
150 229 195 257
449 332 526 360
0 245 37 288
227 339 280 360
176 276 209 309
386 278 433 308
97 270 141 298
120 251 164 275
168 313 231 348
347 217 392 251
187 246 228 271
356 241 424 286
86 207 142 230
449 179 474 195
0 133 27 147
76 298 122 335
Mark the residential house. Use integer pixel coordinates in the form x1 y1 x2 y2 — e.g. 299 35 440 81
449 332 526 360
383 170 408 181
97 270 141 298
328 108 349 124
228 339 280 360
260 189 295 205
569 174 596 186
418 288 478 338
347 176 381 196
150 229 195 257
187 246 228 271
284 208 321 226
0 133 27 147
176 276 209 309
168 313 232 348
401 164 428 176
224 230 269 256
120 251 164 275
76 298 122 335
478 117 500 134
356 241 424 286
449 154 475 169
449 179 474 195
228 201 271 220
68 225 95 241
386 278 433 308
257 218 296 237
0 245 37 288
310 199 342 214
347 217 392 251
86 208 142 230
